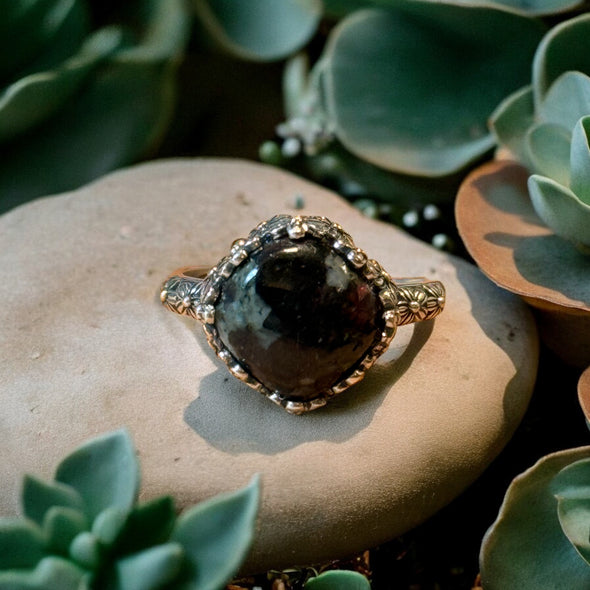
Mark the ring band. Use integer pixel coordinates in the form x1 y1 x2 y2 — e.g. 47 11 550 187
161 215 445 414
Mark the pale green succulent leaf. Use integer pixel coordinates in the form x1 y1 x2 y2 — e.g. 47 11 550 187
539 71 590 131
0 26 124 144
194 0 321 61
570 116 590 204
556 498 590 566
22 474 85 527
525 122 571 185
43 507 88 556
116 0 191 62
55 430 139 521
490 85 535 166
172 475 260 590
0 556 86 590
114 543 185 590
533 13 590 107
302 144 463 207
0 58 179 213
480 447 590 589
113 496 176 556
528 175 590 248
322 5 544 176
0 518 46 570
92 507 128 547
0 0 90 83
305 570 371 589
552 458 590 565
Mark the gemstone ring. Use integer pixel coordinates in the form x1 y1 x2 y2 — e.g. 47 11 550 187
160 215 445 414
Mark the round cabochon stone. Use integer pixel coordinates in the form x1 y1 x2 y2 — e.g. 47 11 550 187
0 158 538 573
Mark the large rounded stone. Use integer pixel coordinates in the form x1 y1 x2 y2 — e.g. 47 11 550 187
0 159 538 572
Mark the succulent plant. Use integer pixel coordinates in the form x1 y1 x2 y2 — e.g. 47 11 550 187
491 13 590 253
480 446 590 589
0 0 191 214
0 430 260 590
260 0 547 214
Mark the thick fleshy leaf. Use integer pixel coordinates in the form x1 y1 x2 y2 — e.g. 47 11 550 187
172 475 260 590
553 458 590 564
113 496 176 556
0 556 86 590
43 507 88 556
533 13 590 107
0 518 45 570
116 0 191 61
0 59 177 213
0 0 90 83
194 0 321 61
69 532 101 570
114 543 184 590
480 447 590 589
490 85 535 167
570 116 590 204
528 174 590 248
0 0 190 214
0 26 123 144
525 122 571 185
301 143 463 207
92 507 128 546
305 570 371 589
321 5 545 176
22 475 85 527
55 430 139 521
539 72 590 131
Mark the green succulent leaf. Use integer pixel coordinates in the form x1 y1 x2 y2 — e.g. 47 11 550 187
172 475 260 590
490 85 535 167
69 531 102 570
43 506 89 556
55 429 139 521
321 4 545 176
533 13 590 107
539 71 590 131
570 116 590 204
525 122 571 185
113 496 176 556
0 25 124 144
0 0 190 214
0 556 87 590
305 570 371 589
116 0 191 62
528 174 590 248
194 0 322 61
114 543 185 590
480 447 590 589
0 0 90 83
0 518 46 570
22 474 85 527
92 507 128 547
553 458 590 565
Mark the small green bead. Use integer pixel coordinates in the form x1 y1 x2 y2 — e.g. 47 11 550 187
259 141 283 166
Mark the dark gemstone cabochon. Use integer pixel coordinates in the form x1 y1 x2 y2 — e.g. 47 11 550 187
215 237 383 401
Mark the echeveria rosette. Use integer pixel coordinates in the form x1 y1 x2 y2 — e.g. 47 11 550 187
0 0 190 214
0 430 261 590
491 13 590 252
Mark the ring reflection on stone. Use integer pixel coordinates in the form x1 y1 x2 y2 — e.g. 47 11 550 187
160 215 445 414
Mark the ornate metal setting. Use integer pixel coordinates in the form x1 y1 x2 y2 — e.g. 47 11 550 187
161 215 445 414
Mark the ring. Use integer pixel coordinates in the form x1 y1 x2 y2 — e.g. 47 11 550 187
160 215 445 414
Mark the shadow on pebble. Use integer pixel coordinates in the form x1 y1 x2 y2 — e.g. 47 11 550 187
184 320 434 454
